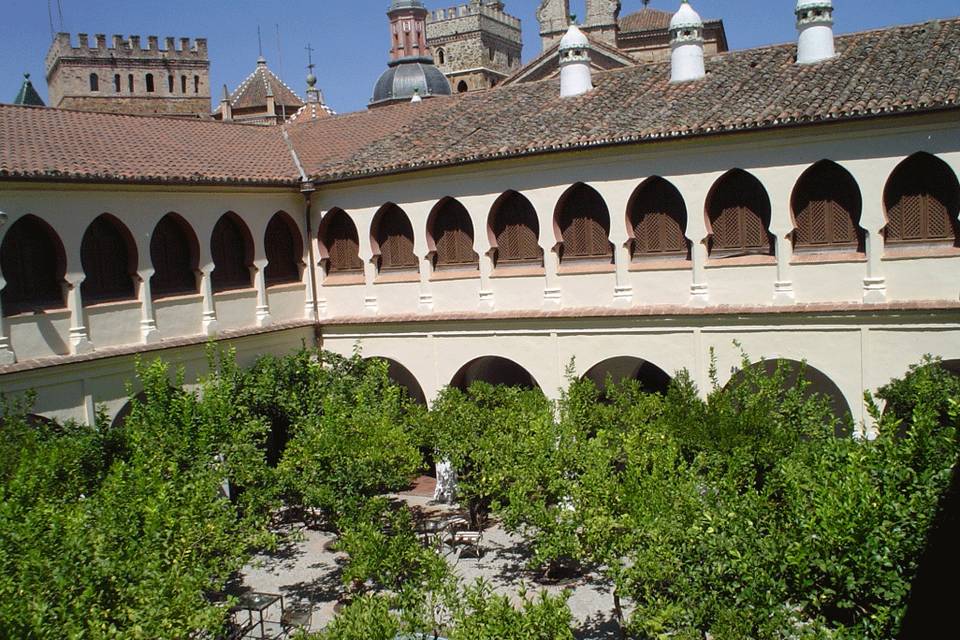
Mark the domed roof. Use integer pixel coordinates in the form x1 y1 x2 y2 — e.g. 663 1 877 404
370 57 451 107
670 1 703 31
559 24 589 50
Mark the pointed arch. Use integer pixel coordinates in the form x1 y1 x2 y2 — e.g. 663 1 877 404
450 356 539 391
706 169 774 257
554 182 613 263
488 190 543 267
427 197 479 270
371 203 419 273
883 152 960 247
264 211 303 285
318 208 363 275
81 213 138 303
791 160 864 252
1 214 67 314
627 176 690 261
150 212 199 298
211 212 255 292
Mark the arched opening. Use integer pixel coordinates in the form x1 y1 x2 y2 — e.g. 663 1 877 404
367 357 427 406
627 176 690 261
727 359 852 433
582 356 672 395
792 160 864 253
371 203 419 273
427 197 479 270
554 183 613 264
194 75 200 94
181 75 187 93
127 74 134 92
110 391 148 430
318 208 363 276
437 48 446 65
450 356 539 391
0 214 67 315
150 212 199 298
145 73 155 93
114 74 121 93
168 74 174 93
210 212 254 292
89 73 99 92
264 211 303 285
80 214 137 303
883 152 960 248
488 190 542 267
457 80 468 93
706 169 774 257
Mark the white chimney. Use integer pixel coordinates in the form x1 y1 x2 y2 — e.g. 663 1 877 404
796 0 836 64
669 1 705 83
559 24 593 98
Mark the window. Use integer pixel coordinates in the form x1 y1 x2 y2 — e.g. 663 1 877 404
628 177 689 260
884 153 960 247
319 209 363 275
457 81 468 93
128 74 134 92
792 160 863 252
150 213 198 297
372 204 418 272
555 183 613 263
428 198 478 269
0 215 66 314
145 73 155 93
89 73 99 92
489 191 542 266
210 213 254 291
181 75 187 93
114 74 121 92
706 169 773 257
264 212 303 285
80 214 137 303
437 48 445 65
194 75 200 94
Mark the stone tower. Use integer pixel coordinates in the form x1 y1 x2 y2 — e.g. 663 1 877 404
537 0 570 50
45 33 210 117
426 0 522 92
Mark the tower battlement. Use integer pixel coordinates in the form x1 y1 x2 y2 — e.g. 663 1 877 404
45 33 208 74
427 3 521 32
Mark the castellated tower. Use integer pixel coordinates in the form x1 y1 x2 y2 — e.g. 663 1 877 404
426 0 522 92
45 33 211 118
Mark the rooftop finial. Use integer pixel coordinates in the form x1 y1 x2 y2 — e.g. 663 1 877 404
796 0 836 64
669 0 705 83
559 24 592 98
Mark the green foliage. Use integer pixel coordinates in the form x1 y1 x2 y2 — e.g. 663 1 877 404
447 580 574 640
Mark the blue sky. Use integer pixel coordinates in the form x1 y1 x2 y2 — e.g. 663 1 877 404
2 1 958 114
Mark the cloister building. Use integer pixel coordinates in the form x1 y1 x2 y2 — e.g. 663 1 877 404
1 4 959 433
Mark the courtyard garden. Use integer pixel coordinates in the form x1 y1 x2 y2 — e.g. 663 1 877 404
0 346 957 639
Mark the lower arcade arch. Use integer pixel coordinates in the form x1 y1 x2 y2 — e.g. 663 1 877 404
726 359 853 432
365 357 427 405
581 356 673 395
450 356 539 391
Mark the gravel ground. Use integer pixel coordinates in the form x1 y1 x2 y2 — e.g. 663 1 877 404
238 493 623 639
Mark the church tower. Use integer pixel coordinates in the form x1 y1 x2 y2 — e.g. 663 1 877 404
426 0 522 92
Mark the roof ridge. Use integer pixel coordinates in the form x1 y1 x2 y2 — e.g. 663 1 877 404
0 102 288 128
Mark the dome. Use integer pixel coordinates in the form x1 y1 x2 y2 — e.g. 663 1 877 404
370 57 452 107
559 24 589 50
669 1 703 31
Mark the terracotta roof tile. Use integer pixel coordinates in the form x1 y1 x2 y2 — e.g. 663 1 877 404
618 8 673 32
0 105 298 185
226 60 304 111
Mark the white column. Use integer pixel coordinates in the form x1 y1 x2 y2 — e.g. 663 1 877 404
0 276 16 364
417 255 434 311
543 248 561 307
304 240 321 320
601 187 633 306
689 241 709 306
137 268 160 344
199 266 218 336
612 243 633 306
478 249 495 309
862 229 887 303
65 274 94 354
253 259 272 327
773 234 795 304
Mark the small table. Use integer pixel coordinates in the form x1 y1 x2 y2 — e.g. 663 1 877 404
231 591 282 639
416 519 448 548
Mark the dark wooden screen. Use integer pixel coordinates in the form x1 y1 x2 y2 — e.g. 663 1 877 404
322 210 363 274
629 178 688 259
211 214 253 291
708 170 773 256
81 215 136 302
491 192 542 266
885 155 959 246
557 185 613 262
151 214 197 296
793 162 863 251
1 215 65 314
374 206 418 272
431 200 478 268
264 213 302 285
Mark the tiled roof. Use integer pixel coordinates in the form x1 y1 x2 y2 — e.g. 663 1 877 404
0 105 298 185
296 18 960 182
618 8 673 32
223 59 304 112
13 73 44 107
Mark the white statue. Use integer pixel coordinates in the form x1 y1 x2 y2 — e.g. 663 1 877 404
433 458 458 503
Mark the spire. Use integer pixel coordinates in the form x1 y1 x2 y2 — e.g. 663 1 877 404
796 0 836 64
559 24 592 98
13 73 45 107
669 0 705 83
219 84 233 121
305 43 321 104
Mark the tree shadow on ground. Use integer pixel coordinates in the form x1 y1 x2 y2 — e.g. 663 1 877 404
280 556 348 605
574 611 623 640
487 537 535 584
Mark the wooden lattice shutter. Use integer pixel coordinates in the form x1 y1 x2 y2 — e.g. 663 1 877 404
709 172 772 255
793 163 861 250
151 215 197 296
1 216 64 313
631 180 687 258
376 207 418 271
558 186 612 261
264 214 301 285
433 202 478 268
493 194 541 265
81 216 135 302
324 212 363 274
211 215 252 291
885 156 958 245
